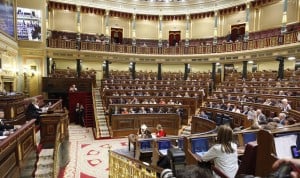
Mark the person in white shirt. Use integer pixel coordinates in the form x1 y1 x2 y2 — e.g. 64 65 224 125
281 98 292 112
201 125 238 178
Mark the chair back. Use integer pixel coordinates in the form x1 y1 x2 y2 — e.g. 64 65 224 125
178 138 184 149
191 138 209 154
243 132 257 145
140 140 151 150
158 140 171 150
236 142 258 176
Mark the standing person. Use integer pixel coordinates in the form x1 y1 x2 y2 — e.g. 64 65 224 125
201 125 238 178
75 103 80 125
51 60 56 74
156 124 166 137
79 104 85 127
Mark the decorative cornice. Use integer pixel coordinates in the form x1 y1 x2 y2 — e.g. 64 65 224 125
50 0 252 15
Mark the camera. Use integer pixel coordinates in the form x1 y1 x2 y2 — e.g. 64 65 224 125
160 169 175 178
267 163 293 178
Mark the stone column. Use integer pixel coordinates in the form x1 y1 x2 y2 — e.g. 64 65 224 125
244 2 250 41
213 11 218 45
242 61 248 79
76 59 82 78
132 13 136 53
281 0 288 34
157 63 162 80
158 15 163 54
277 57 284 80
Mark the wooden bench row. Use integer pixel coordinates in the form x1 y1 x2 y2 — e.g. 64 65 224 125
211 91 300 110
132 123 300 177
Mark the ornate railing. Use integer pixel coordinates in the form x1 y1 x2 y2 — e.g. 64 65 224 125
47 31 299 55
109 150 162 178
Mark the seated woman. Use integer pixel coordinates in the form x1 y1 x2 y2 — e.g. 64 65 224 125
200 125 238 178
156 124 166 137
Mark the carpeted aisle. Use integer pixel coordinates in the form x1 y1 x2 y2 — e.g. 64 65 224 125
62 125 128 178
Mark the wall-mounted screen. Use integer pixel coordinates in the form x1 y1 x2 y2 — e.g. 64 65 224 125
0 0 15 38
16 7 41 41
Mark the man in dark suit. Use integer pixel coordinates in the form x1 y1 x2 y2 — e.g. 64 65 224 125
26 98 42 124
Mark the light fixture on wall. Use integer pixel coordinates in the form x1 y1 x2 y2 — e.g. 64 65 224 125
288 56 296 61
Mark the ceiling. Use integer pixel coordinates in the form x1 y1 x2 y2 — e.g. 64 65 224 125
55 0 252 15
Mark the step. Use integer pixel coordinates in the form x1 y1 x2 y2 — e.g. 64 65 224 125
35 168 53 178
39 149 54 157
37 158 54 166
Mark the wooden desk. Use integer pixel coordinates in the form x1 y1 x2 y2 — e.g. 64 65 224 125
40 111 69 148
111 113 181 137
199 107 252 129
0 93 26 124
0 120 36 177
108 103 190 125
206 98 282 117
191 116 217 134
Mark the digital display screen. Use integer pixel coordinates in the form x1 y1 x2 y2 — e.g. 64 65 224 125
0 0 15 38
16 7 41 41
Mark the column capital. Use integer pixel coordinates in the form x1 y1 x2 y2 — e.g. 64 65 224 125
105 10 110 16
76 5 81 11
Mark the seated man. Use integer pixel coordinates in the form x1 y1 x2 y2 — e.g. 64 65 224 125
26 98 42 124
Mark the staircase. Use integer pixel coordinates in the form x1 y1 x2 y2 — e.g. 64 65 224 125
34 148 54 178
19 151 37 178
93 88 110 138
180 125 191 136
84 93 95 127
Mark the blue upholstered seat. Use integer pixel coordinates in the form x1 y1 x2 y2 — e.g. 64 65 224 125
140 140 152 152
191 138 209 156
243 132 257 145
158 140 171 155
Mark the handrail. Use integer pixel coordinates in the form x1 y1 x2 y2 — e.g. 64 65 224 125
109 150 163 178
92 87 100 138
52 122 61 178
47 31 299 55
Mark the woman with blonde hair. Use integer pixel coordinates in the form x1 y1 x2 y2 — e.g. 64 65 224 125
156 124 166 137
201 125 238 178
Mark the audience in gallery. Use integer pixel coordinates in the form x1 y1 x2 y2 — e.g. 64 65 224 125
200 125 238 178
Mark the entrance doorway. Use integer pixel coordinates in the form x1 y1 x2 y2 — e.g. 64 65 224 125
111 28 123 44
169 31 181 46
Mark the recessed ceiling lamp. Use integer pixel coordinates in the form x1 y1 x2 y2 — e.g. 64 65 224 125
288 56 296 60
248 60 254 64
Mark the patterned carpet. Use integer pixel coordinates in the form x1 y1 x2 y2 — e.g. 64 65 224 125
62 125 128 178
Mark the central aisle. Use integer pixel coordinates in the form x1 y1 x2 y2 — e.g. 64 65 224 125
62 125 128 178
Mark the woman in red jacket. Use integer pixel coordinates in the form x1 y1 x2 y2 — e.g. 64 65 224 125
156 124 166 137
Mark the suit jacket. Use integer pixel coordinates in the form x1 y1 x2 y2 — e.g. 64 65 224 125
26 103 41 119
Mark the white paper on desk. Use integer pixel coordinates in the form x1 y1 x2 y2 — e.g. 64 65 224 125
274 134 297 159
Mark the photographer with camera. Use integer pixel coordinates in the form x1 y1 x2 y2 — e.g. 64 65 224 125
272 158 300 178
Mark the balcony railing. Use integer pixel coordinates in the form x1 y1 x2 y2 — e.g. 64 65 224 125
47 31 299 55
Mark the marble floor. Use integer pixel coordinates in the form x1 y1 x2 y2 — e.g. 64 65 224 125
61 124 129 178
